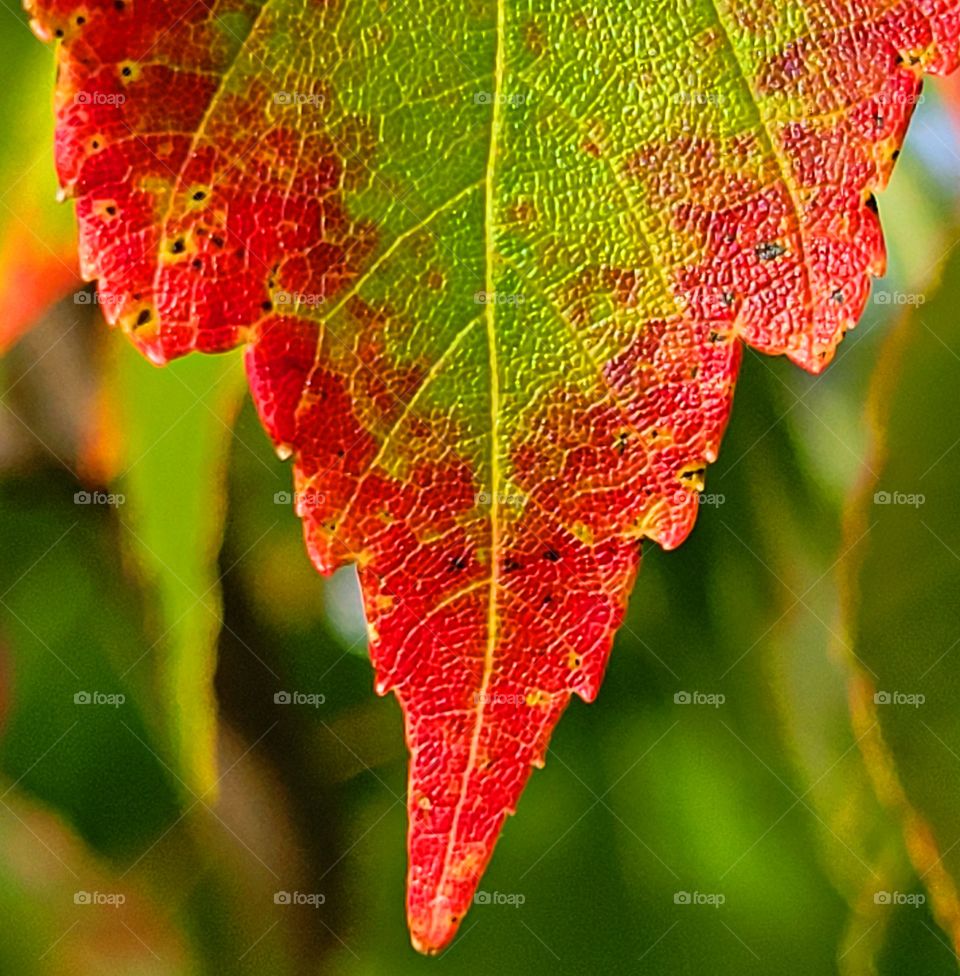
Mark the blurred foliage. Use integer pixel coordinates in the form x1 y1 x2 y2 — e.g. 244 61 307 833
2 8 960 975
102 339 248 797
0 13 77 353
844 238 960 962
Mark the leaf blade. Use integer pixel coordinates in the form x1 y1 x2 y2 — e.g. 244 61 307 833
27 0 960 951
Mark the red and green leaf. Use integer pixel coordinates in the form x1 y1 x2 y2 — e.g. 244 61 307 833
26 0 960 952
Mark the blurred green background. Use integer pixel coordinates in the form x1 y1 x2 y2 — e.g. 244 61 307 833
3 5 960 974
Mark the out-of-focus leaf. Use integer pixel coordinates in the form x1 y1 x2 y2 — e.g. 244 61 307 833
0 471 312 976
102 339 247 797
724 361 917 975
0 474 181 855
844 238 960 957
0 13 77 354
0 782 189 975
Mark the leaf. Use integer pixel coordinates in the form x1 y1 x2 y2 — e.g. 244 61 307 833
27 0 960 952
101 339 247 797
842 238 960 956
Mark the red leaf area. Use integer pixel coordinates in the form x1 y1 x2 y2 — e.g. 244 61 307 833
28 0 960 952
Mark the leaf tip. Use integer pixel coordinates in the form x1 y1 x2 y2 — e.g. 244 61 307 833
408 895 461 956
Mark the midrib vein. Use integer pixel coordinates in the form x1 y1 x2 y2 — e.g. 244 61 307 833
482 0 506 690
480 0 506 743
432 0 505 904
